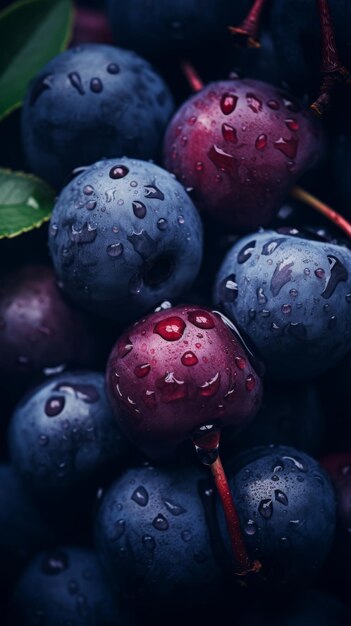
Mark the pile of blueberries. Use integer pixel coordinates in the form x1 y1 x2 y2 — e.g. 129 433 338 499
2 0 351 624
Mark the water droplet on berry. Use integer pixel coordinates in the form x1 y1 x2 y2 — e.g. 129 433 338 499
49 223 58 237
220 93 238 115
275 489 288 505
255 134 267 150
188 310 215 329
244 520 257 535
129 274 143 294
258 498 273 519
157 218 168 230
119 339 133 358
281 304 292 314
181 351 198 366
134 364 151 378
41 551 68 575
195 161 204 172
131 486 149 507
68 72 84 95
83 185 94 195
290 288 298 297
235 356 246 370
143 390 157 408
246 375 256 391
109 165 129 179
199 372 220 397
45 396 65 417
86 200 96 210
274 137 298 159
107 242 123 257
132 201 147 219
222 123 238 143
328 316 337 329
154 316 186 341
142 535 156 552
164 499 186 516
267 99 280 109
181 530 192 542
152 514 169 531
38 434 49 446
246 93 262 113
113 519 125 539
107 63 120 74
256 287 267 304
90 77 103 92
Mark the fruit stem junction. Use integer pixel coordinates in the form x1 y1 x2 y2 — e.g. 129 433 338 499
228 0 269 48
193 425 261 576
311 0 351 117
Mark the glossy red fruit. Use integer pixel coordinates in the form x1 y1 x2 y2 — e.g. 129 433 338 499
163 78 325 230
106 305 263 458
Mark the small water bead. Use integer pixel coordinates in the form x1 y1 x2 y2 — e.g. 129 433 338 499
107 63 120 74
109 165 129 179
220 93 238 115
315 268 325 279
181 530 192 542
143 390 157 408
246 93 262 113
235 356 246 370
246 375 256 391
164 499 186 516
274 136 298 159
304 268 311 276
68 71 84 95
222 123 238 143
157 218 168 231
38 434 49 446
275 489 288 506
258 498 273 519
248 308 256 320
134 363 151 378
154 316 186 341
199 372 220 397
107 243 123 257
49 223 58 237
181 351 198 366
286 160 296 172
244 520 257 535
281 304 292 314
195 161 204 172
328 316 337 329
131 486 149 507
90 77 103 93
178 215 185 225
261 309 270 317
113 520 125 540
180 135 188 146
255 134 267 150
256 287 267 304
188 310 215 329
117 199 124 206
285 118 299 131
346 294 351 303
45 396 65 417
130 180 138 187
188 115 197 125
267 99 280 109
152 514 169 531
119 339 133 358
83 185 94 195
41 551 68 575
132 201 147 219
289 288 298 297
142 535 156 553
86 200 96 210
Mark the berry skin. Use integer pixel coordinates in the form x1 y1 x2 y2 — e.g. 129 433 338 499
0 265 98 386
321 453 351 563
107 0 248 58
49 158 203 322
163 78 324 230
6 547 130 626
95 463 223 606
218 445 336 584
106 304 263 459
8 371 132 498
21 44 174 188
214 228 351 379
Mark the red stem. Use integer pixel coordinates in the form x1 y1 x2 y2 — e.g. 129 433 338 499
311 0 350 117
180 60 204 92
292 187 351 239
228 0 269 48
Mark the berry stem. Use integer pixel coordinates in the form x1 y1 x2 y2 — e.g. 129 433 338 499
310 0 350 117
193 426 261 576
291 186 351 239
228 0 269 48
180 60 204 92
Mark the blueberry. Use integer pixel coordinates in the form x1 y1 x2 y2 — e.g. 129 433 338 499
95 463 224 606
48 158 203 321
21 44 174 188
6 547 131 626
213 228 351 379
8 371 133 498
218 445 336 584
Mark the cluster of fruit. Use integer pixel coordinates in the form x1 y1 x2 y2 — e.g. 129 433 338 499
1 0 351 624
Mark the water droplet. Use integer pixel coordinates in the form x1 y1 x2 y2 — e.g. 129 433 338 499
288 323 307 341
281 303 292 314
90 77 103 93
255 133 267 150
181 351 198 366
181 530 192 542
154 316 186 341
315 268 325 279
285 118 299 131
142 535 156 552
220 92 238 115
267 99 280 109
107 62 120 74
144 185 164 200
244 519 257 535
248 308 256 320
199 372 220 397
195 161 204 171
132 201 147 219
113 519 125 540
289 288 298 297
45 396 65 417
143 390 157 408
256 287 267 304
258 498 273 519
152 514 169 531
274 137 298 159
164 499 186 516
222 123 237 143
235 356 246 370
157 218 168 230
246 375 256 391
188 310 215 329
38 434 49 446
49 223 58 237
131 486 149 507
129 274 143 294
208 145 238 178
107 242 123 257
328 315 337 329
41 551 68 575
30 73 53 105
134 363 151 378
86 200 96 210
322 255 348 299
68 72 85 95
83 185 94 196
70 223 97 244
156 372 187 403
246 93 262 113
275 489 288 506
109 165 129 179
119 339 133 358
282 455 306 471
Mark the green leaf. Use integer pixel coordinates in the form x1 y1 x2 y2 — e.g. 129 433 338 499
0 169 55 239
0 0 73 121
